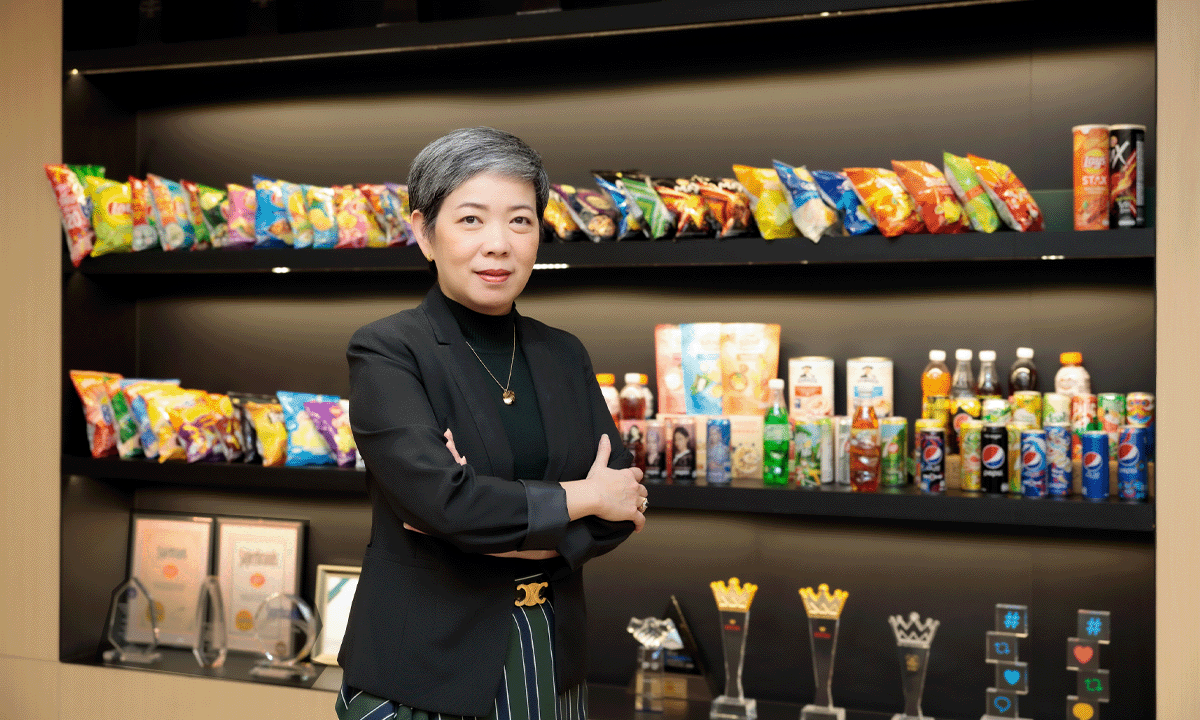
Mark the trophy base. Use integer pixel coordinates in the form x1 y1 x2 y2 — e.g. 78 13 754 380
250 660 316 682
893 715 933 720
710 695 757 720
801 705 845 720
102 648 161 665
981 716 1030 720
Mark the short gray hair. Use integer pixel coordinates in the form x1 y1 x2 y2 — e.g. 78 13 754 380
407 127 549 234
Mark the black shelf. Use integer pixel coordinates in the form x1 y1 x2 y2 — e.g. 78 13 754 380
61 455 366 494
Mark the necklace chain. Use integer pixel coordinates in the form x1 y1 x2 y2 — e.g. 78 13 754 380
463 325 517 405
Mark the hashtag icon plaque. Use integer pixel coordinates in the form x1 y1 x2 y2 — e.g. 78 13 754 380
981 604 1030 720
1067 609 1111 720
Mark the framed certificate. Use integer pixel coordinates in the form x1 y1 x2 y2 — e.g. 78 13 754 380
312 564 361 665
128 513 215 648
215 517 304 654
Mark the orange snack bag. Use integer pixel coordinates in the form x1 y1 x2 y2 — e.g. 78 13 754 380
967 154 1045 232
892 160 970 234
70 370 124 458
842 168 926 237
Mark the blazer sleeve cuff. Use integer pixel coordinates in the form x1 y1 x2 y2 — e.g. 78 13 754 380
519 480 570 551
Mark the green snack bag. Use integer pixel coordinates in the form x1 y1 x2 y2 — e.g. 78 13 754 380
943 152 1001 233
197 184 229 248
620 173 676 239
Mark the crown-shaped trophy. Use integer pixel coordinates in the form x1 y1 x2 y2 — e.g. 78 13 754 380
709 578 758 720
799 584 850 720
888 612 940 720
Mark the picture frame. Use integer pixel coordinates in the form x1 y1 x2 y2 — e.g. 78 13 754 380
312 564 361 666
214 516 305 654
127 513 215 648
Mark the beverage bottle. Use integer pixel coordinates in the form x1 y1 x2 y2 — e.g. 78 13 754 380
763 378 789 486
1009 347 1038 392
951 349 976 398
597 374 620 427
977 350 1003 400
638 373 655 419
1054 352 1092 397
619 373 647 421
921 350 951 405
849 382 880 492
948 349 979 453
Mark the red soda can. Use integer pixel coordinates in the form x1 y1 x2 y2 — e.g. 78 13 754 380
1070 393 1098 461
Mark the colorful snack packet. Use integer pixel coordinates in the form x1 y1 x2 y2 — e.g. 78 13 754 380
772 160 841 243
245 401 287 467
146 174 196 251
544 187 583 241
196 184 229 248
652 179 714 237
891 160 970 234
228 392 275 463
180 180 212 249
691 176 753 238
120 379 181 460
731 165 800 240
169 393 236 463
277 391 340 466
967 154 1045 232
103 374 142 458
553 184 618 242
127 177 162 251
304 400 357 467
46 165 95 266
842 168 926 237
306 186 338 249
360 184 406 247
942 153 1001 233
619 173 676 239
69 370 123 458
333 185 372 249
593 172 648 240
384 183 417 246
281 182 313 249
144 386 208 463
811 170 876 236
86 178 134 256
70 165 107 219
224 183 257 249
252 175 294 248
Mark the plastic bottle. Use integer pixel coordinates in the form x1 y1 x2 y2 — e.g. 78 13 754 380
977 350 1003 400
638 373 655 419
597 374 619 427
1009 347 1038 392
849 381 880 492
619 373 647 421
1054 352 1092 397
763 378 789 486
921 350 951 404
951 349 976 398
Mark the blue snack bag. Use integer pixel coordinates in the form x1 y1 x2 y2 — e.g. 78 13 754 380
680 322 722 415
773 160 841 242
120 379 182 460
253 174 294 248
811 170 876 235
277 390 340 466
593 172 648 240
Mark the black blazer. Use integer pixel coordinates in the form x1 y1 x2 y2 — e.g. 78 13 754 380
340 286 635 716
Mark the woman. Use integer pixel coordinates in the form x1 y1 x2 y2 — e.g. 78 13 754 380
339 127 648 720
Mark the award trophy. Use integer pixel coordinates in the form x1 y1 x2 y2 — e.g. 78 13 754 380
1066 610 1111 720
799 583 850 720
102 576 162 664
192 576 228 668
709 577 759 720
982 604 1030 720
248 592 319 682
888 612 941 720
627 617 684 712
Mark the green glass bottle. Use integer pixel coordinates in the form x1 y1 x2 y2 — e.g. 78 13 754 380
763 378 789 486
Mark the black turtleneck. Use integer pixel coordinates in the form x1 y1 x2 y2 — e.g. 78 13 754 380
442 290 549 483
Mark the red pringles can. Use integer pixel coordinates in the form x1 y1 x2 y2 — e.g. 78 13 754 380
1109 124 1146 228
1073 124 1110 230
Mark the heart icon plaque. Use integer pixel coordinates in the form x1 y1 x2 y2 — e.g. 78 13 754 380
981 605 1030 720
1066 610 1111 718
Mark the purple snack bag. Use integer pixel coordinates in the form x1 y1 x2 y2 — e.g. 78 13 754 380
304 400 356 467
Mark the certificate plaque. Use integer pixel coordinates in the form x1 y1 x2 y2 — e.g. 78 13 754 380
215 517 304 654
312 564 361 665
128 514 215 648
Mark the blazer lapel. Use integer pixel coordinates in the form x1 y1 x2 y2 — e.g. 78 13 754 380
519 315 571 484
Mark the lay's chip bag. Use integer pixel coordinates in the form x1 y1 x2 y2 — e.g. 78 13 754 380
128 176 162 251
811 170 876 236
891 160 970 234
70 370 123 457
253 175 294 248
773 160 841 242
307 186 338 249
842 168 926 237
146 174 195 251
86 177 134 256
46 165 95 266
277 391 339 466
245 401 287 467
943 152 1001 233
180 180 212 249
967 154 1045 232
225 183 257 249
731 164 799 240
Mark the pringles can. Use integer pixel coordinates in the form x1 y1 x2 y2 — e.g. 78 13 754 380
1045 423 1072 497
980 423 1008 494
917 427 945 493
1020 428 1048 498
1073 124 1110 230
1042 393 1071 425
1081 430 1110 500
1011 391 1043 428
880 417 908 487
959 419 984 492
1116 425 1149 501
706 418 732 486
1125 392 1155 460
1109 124 1146 228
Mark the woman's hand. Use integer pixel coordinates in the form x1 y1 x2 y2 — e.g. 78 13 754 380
562 434 647 532
444 428 466 465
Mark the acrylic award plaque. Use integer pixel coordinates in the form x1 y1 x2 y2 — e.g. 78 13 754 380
1066 609 1111 720
248 592 319 682
709 577 759 720
799 583 850 720
192 576 228 668
982 604 1030 720
627 617 684 712
888 612 940 720
102 576 162 664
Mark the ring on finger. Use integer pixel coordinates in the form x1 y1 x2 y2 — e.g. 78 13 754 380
639 497 649 512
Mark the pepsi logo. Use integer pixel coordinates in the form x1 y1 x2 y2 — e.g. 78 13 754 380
1083 451 1105 471
923 443 943 465
1118 443 1139 465
1022 450 1044 470
982 445 1005 470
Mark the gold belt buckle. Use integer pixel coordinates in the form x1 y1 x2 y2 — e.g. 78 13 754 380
515 581 548 607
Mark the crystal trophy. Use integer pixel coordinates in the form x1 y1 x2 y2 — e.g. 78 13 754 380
102 576 162 664
983 604 1030 720
888 612 940 720
709 577 759 720
799 583 850 720
627 617 683 712
192 576 228 668
248 592 319 682
1066 610 1111 720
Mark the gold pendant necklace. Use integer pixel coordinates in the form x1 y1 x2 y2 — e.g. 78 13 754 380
464 325 517 406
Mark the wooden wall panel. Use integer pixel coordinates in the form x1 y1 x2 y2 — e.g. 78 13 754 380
0 657 60 720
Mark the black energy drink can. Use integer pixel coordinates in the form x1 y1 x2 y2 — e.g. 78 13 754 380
1109 124 1146 228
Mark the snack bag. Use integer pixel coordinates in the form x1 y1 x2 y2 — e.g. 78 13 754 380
720 323 781 416
384 183 417 246
224 183 257 249
360 184 407 247
146 174 196 251
942 153 1001 233
619 173 676 239
143 386 209 463
731 165 800 240
228 392 276 463
842 168 926 237
128 176 162 251
772 160 841 242
544 187 583 241
86 178 134 256
120 379 181 460
69 370 123 457
304 399 357 467
277 391 340 466
967 154 1045 232
245 401 287 467
45 165 95 266
196 184 229 248
553 184 618 242
892 160 970 234
179 180 212 249
811 170 876 236
692 176 753 238
652 179 714 237
679 323 723 415
333 185 372 249
253 175 294 248
272 181 311 249
168 393 237 463
102 374 143 458
593 172 647 240
306 186 338 248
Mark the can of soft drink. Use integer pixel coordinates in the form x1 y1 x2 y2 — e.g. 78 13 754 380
645 420 666 483
1125 392 1155 461
1020 428 1049 498
1070 393 1098 461
917 427 945 493
833 416 852 486
1109 124 1146 228
706 418 732 486
880 417 907 487
818 417 834 485
1045 422 1073 497
982 397 1012 424
1098 393 1126 460
1116 425 1149 501
959 419 984 492
1042 393 1071 425
1011 391 1043 428
1007 422 1032 494
950 396 981 452
793 419 823 488
981 423 1009 494
1081 430 1110 500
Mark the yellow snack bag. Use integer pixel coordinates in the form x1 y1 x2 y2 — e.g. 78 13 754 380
245 401 287 467
87 178 134 256
142 386 207 463
731 165 800 240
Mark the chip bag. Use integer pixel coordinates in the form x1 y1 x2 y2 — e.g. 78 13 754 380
224 183 257 249
86 178 134 256
128 176 162 251
120 379 182 460
304 399 357 467
593 172 647 240
101 374 142 458
46 165 95 266
553 184 618 242
772 160 841 242
692 176 753 238
253 175 294 248
942 153 1001 233
143 386 209 463
277 391 340 466
196 184 229 248
652 179 715 237
842 168 926 237
146 174 196 251
891 160 970 234
69 370 123 457
178 180 212 249
228 392 275 464
544 186 583 241
168 393 237 463
306 186 338 249
245 401 287 467
384 183 417 246
731 165 800 240
360 184 408 247
811 170 876 236
618 173 676 240
967 154 1045 232
333 185 372 249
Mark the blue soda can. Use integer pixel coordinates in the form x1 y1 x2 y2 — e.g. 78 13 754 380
1019 429 1048 498
918 428 945 493
1116 424 1149 501
706 418 732 486
1045 423 1072 497
1080 430 1110 500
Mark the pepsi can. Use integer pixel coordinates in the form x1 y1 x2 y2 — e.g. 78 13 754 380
918 427 945 493
1020 429 1048 498
1116 425 1149 501
980 423 1008 494
1045 422 1072 497
1081 430 1110 500
706 418 732 486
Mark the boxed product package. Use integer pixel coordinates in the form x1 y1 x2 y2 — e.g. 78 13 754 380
680 323 723 416
654 324 687 415
720 323 781 416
